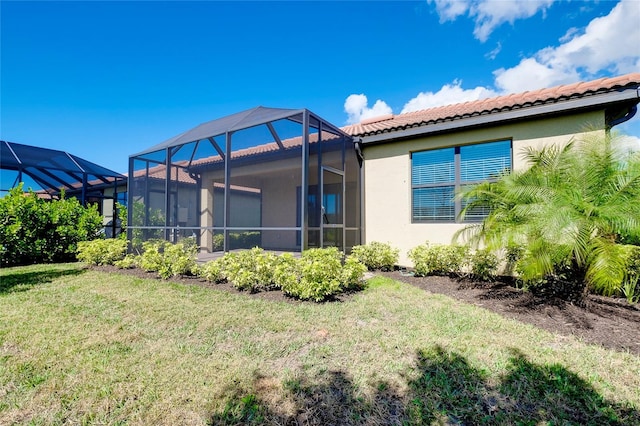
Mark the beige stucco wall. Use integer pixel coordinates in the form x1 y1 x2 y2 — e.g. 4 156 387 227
362 110 606 266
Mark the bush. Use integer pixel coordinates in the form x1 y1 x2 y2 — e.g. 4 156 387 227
220 247 279 292
0 184 103 266
621 245 640 304
138 240 166 272
114 254 138 269
272 253 300 290
280 248 342 302
408 242 469 277
199 259 225 283
138 238 198 279
341 255 368 291
77 239 127 265
276 248 366 302
161 239 198 279
468 248 499 281
350 242 399 271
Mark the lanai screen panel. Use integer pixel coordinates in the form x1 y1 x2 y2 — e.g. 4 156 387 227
129 150 168 246
128 107 361 253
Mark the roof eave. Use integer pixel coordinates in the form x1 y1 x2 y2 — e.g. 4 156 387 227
358 88 640 145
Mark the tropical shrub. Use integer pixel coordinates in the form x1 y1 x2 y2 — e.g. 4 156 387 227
138 238 198 279
408 242 469 277
457 134 640 298
272 253 300 290
138 240 166 272
281 248 342 302
351 241 399 271
468 248 499 281
340 255 368 291
77 238 127 265
199 259 225 283
220 247 279 292
114 202 127 240
278 247 367 302
114 254 138 269
0 184 103 266
161 239 198 279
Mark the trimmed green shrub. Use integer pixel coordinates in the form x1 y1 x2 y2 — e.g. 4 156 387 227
468 248 499 281
0 184 103 266
220 247 279 292
408 242 469 277
275 251 367 299
114 254 138 269
340 255 368 291
161 239 198 279
281 248 342 302
350 241 399 271
138 240 167 272
276 248 366 302
199 259 225 283
138 238 198 279
77 239 127 266
272 252 300 290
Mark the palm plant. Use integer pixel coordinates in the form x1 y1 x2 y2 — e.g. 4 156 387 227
456 133 640 297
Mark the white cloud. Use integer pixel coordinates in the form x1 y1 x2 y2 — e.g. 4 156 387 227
401 80 498 113
429 0 470 21
344 0 640 123
344 94 393 124
494 0 640 93
428 0 554 42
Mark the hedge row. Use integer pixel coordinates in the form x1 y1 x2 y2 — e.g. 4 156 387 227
1 184 103 266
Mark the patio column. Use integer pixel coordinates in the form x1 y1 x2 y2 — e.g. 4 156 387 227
200 178 214 252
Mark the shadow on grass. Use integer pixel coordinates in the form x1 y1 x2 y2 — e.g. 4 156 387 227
0 264 86 294
210 345 639 425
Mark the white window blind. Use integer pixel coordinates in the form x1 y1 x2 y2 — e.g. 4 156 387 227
411 140 511 222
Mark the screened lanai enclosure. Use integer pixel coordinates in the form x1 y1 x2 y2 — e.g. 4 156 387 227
128 107 362 254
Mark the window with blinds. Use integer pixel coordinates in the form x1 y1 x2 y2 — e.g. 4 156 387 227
411 140 511 222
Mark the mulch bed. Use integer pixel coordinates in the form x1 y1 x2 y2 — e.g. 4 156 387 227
378 270 640 355
90 265 640 355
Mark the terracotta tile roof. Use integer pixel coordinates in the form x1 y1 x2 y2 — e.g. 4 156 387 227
132 161 194 184
132 162 260 193
189 130 341 168
343 73 640 137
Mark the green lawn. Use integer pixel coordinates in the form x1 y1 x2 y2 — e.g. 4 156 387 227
1 263 639 425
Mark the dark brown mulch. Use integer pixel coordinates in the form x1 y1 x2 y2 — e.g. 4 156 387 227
89 265 640 355
378 270 640 355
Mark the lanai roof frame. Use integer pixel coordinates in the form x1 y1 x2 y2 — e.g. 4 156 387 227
128 106 356 253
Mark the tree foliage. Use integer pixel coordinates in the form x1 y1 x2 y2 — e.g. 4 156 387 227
456 133 640 296
0 184 103 266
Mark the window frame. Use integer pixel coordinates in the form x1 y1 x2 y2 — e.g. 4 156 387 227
410 139 512 223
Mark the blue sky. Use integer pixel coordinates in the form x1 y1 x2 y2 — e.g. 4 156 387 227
1 0 639 175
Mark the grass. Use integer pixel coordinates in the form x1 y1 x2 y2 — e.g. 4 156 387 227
1 263 639 425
